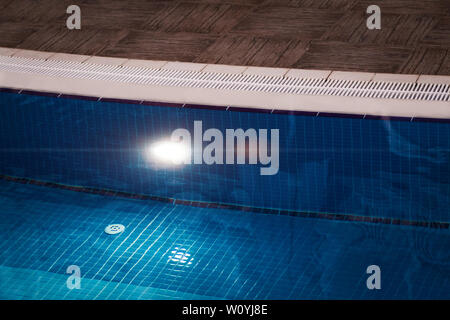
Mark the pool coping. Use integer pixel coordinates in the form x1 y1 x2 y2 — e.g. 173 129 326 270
0 47 449 121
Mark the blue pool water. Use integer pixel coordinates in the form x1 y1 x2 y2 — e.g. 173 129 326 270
0 90 449 299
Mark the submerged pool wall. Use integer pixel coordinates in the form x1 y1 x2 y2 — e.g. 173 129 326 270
0 90 449 223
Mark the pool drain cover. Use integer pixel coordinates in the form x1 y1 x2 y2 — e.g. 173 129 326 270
104 224 125 235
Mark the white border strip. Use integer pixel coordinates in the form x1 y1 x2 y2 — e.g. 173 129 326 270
0 49 449 119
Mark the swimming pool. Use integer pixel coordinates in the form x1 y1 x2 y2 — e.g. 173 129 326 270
0 86 449 300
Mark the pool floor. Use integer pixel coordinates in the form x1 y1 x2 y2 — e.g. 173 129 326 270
0 179 449 299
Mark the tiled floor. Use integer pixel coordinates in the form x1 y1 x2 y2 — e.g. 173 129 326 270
0 0 448 74
0 179 449 299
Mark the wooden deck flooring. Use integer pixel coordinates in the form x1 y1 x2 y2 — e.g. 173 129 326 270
0 0 449 74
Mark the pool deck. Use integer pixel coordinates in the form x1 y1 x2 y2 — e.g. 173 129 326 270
0 0 449 75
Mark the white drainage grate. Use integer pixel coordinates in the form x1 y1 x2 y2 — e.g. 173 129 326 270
0 55 449 102
168 247 194 266
104 224 125 235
